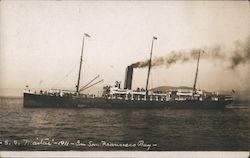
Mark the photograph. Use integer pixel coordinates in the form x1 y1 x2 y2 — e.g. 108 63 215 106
0 1 249 157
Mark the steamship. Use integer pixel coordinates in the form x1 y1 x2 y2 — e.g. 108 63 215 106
23 35 233 109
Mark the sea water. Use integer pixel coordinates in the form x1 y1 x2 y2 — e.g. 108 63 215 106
0 97 249 151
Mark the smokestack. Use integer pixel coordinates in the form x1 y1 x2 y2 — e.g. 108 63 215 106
124 65 134 90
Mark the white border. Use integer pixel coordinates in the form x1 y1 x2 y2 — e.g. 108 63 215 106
0 151 249 158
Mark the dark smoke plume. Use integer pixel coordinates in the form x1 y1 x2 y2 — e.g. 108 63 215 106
132 36 250 70
229 37 250 69
132 49 198 68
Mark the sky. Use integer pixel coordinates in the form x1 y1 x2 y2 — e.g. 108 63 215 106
0 1 249 96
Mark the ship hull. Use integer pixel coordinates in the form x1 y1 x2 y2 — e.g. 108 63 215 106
23 92 76 108
23 92 231 109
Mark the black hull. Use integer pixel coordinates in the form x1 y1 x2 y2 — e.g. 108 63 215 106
23 93 231 109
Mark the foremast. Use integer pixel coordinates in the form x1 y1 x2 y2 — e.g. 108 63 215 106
76 33 90 96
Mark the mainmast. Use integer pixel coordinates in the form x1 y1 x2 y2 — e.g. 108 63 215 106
193 50 202 97
76 33 90 95
145 36 157 99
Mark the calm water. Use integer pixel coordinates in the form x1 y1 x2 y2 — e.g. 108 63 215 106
0 97 249 151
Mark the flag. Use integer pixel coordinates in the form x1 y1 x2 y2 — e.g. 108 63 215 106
84 33 90 37
153 36 157 40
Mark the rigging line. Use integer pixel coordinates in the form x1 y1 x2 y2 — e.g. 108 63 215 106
80 79 104 91
51 63 78 89
79 75 100 92
150 70 153 90
197 76 201 90
83 62 99 75
82 61 104 82
84 57 107 75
